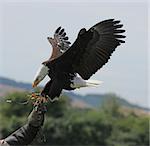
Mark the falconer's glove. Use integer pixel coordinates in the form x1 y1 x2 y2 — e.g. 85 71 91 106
28 103 47 128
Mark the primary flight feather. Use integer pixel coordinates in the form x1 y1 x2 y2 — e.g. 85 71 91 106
32 19 126 101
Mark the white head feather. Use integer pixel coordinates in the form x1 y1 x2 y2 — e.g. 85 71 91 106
32 64 49 87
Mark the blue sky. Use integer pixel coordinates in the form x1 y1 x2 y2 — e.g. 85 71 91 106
0 0 148 108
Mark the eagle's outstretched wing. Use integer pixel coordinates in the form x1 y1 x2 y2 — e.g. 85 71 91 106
50 19 126 80
47 27 71 60
54 27 71 53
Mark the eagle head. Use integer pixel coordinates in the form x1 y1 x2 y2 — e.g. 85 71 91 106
32 62 49 88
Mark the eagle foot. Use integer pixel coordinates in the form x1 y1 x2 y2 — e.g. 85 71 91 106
48 96 59 102
30 93 48 105
30 93 40 100
42 95 59 102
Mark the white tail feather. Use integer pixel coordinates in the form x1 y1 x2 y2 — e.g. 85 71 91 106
85 79 103 86
70 76 102 88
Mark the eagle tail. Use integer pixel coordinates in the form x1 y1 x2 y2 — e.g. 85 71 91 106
85 79 103 87
71 76 102 88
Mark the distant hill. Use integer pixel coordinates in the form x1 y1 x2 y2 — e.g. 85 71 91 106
0 77 32 90
0 76 149 112
65 92 150 112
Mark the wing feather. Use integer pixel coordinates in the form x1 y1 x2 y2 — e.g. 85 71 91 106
50 19 126 79
75 20 125 79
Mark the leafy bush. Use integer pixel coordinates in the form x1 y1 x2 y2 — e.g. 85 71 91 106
0 91 149 146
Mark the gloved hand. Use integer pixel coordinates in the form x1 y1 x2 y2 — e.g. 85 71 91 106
28 103 46 128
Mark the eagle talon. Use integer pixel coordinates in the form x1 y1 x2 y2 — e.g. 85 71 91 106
37 96 48 103
29 93 48 106
49 97 59 102
31 93 40 99
33 96 48 106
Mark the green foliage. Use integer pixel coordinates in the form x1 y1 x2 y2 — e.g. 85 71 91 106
106 115 149 146
0 91 149 146
0 92 32 117
46 95 71 118
43 109 113 146
102 94 122 118
0 92 32 137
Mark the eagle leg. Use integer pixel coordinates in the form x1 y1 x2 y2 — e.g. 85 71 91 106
41 79 63 102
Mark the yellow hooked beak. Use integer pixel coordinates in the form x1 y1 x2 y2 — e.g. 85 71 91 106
32 78 40 88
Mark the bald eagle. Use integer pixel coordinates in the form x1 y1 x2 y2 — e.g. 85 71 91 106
32 19 125 101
